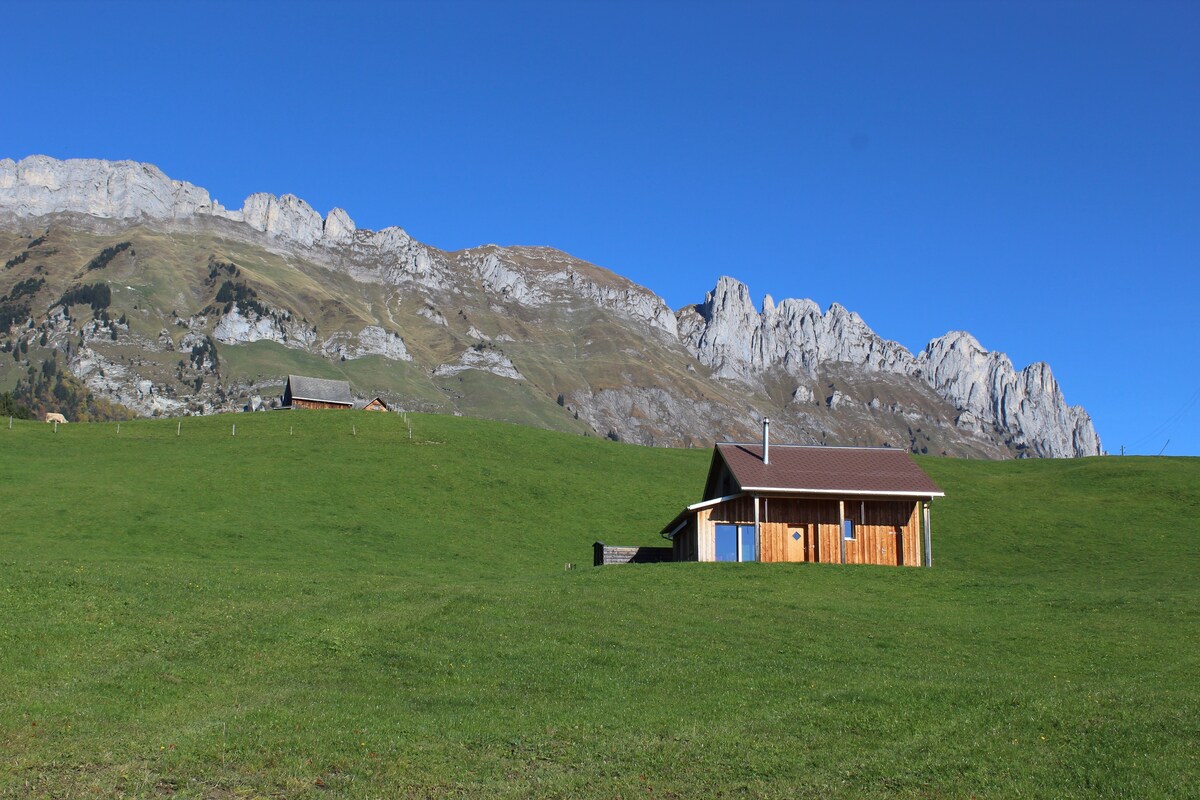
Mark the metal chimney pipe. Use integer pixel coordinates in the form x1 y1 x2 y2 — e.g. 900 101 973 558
763 418 770 465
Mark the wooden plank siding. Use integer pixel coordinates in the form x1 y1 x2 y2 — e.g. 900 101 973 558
853 499 921 567
694 495 922 566
839 499 916 566
697 508 715 562
672 518 699 562
290 398 353 410
594 543 674 566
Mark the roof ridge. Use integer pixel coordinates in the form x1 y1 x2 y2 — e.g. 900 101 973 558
717 441 902 451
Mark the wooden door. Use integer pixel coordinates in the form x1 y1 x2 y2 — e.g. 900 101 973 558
785 525 803 562
871 526 902 565
784 524 817 562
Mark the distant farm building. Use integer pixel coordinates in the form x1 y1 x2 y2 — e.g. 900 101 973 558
281 375 354 410
362 397 389 412
659 420 944 567
45 413 68 424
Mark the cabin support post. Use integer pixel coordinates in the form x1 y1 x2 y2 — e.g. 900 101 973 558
838 499 846 564
753 496 761 561
922 501 932 568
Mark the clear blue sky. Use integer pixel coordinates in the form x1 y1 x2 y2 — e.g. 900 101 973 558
4 1 1197 455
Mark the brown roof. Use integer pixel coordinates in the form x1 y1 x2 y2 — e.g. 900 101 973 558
713 443 944 497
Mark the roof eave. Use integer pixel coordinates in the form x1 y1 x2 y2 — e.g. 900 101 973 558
739 486 945 499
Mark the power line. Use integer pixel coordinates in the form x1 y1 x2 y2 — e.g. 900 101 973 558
1126 386 1200 450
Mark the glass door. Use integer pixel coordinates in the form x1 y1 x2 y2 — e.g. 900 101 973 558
716 524 757 562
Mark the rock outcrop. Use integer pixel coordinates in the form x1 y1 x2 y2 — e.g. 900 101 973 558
433 348 524 380
918 332 1101 457
322 325 412 362
212 303 318 349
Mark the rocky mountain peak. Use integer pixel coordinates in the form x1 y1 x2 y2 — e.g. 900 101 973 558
917 332 1100 457
0 156 361 252
679 276 918 383
761 293 775 316
0 155 222 220
322 207 356 245
241 193 324 246
676 276 1100 457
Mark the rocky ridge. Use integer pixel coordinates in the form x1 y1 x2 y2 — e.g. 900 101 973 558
679 277 1100 457
0 155 1102 457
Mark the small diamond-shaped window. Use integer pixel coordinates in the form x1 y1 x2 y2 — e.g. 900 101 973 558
792 531 802 541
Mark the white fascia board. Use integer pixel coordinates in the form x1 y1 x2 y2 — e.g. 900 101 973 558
740 486 945 499
686 492 746 511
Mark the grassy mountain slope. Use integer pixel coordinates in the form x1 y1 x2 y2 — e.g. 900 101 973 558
1 219 1013 455
1 413 1195 798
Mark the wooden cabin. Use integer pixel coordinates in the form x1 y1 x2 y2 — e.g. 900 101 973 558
362 397 389 412
661 422 944 567
281 375 354 410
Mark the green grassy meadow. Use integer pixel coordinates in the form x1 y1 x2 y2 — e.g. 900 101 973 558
1 412 1197 798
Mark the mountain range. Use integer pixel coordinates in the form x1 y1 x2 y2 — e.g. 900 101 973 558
0 155 1101 457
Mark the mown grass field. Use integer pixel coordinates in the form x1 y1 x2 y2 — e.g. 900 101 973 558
1 412 1197 798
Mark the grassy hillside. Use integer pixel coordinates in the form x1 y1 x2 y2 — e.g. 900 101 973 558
0 412 1196 798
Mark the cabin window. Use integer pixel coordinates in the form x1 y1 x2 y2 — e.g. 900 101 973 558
716 524 757 562
843 519 856 540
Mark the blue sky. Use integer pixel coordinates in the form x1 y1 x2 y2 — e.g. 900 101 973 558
4 1 1197 455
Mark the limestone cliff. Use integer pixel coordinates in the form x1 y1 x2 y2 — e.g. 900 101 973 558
677 276 1101 457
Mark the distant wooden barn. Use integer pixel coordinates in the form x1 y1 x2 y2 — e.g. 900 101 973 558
362 397 389 412
661 421 943 567
281 375 354 410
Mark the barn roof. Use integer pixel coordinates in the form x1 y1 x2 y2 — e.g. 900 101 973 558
287 375 354 406
709 442 944 498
